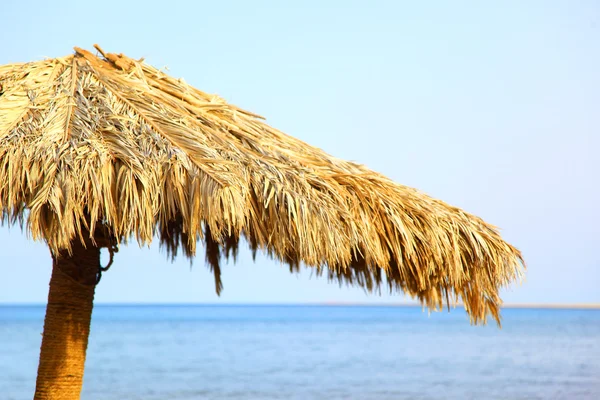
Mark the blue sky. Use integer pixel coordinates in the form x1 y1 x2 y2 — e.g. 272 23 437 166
1 1 598 305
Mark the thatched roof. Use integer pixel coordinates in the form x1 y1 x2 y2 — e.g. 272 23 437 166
0 45 524 324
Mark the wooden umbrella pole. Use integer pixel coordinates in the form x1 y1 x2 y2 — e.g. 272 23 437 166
33 232 115 400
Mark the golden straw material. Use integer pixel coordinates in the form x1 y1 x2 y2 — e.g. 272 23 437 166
0 45 524 324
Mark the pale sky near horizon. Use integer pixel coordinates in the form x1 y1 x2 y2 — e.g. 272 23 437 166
0 1 598 305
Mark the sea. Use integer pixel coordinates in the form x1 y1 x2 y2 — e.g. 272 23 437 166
0 305 598 400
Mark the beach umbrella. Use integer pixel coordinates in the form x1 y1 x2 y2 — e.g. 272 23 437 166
0 45 524 399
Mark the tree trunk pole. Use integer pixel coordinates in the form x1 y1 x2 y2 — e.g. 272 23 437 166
33 239 100 400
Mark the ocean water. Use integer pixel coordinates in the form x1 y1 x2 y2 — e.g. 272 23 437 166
0 305 598 400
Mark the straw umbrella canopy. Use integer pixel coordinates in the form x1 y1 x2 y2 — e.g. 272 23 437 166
0 46 524 399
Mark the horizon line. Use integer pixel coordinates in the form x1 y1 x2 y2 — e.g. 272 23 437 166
1 301 599 310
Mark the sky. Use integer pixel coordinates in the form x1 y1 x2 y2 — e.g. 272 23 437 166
0 1 598 306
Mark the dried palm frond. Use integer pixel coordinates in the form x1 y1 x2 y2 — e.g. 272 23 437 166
0 45 524 324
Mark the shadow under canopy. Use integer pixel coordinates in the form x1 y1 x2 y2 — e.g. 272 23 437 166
0 45 524 399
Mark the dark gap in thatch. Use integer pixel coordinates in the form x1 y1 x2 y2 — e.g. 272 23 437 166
158 214 191 261
223 233 239 262
204 224 223 295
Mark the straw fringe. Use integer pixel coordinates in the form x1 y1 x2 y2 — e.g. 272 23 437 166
0 46 524 325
